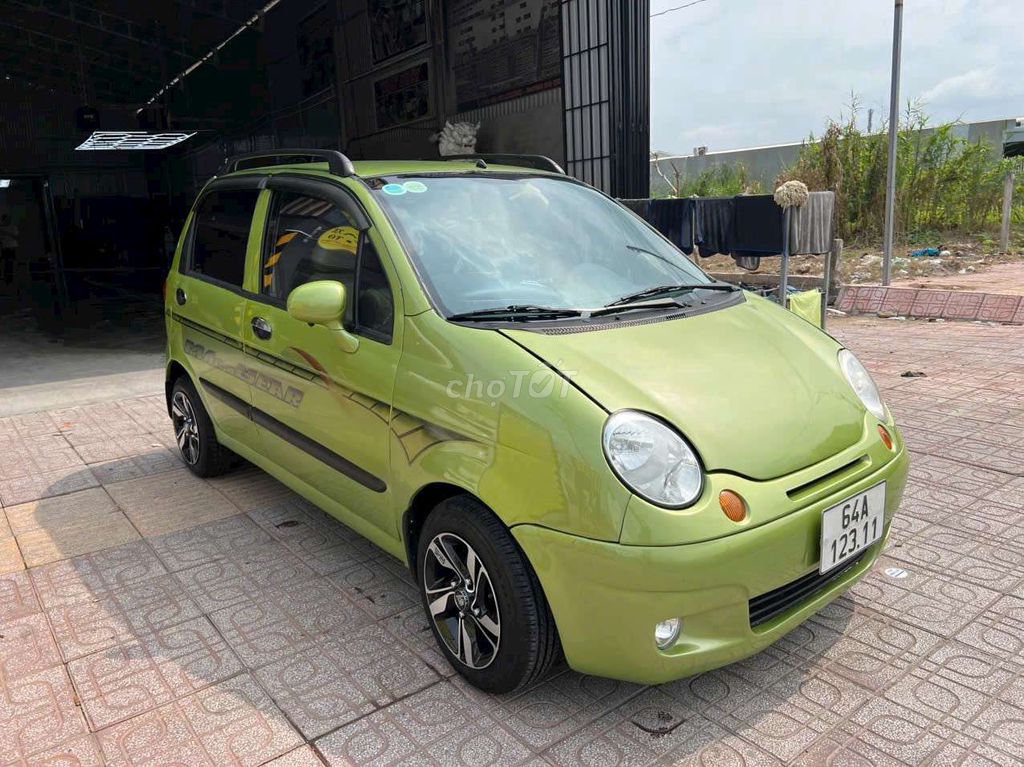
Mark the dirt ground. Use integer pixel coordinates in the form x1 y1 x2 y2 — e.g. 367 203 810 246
701 232 1024 295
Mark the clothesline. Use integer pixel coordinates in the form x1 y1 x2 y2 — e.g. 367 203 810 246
619 192 836 272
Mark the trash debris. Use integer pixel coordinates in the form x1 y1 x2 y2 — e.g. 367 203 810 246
901 371 927 378
909 247 941 257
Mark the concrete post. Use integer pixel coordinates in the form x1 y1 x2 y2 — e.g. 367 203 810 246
1000 172 1015 254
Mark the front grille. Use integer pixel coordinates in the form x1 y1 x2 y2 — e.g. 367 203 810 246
748 551 868 629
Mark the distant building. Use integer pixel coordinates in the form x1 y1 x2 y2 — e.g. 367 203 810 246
650 117 1024 196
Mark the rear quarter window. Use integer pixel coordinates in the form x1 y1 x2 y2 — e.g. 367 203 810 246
188 189 259 286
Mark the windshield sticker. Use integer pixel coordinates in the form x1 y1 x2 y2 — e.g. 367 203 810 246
403 181 428 194
317 226 359 253
382 183 407 196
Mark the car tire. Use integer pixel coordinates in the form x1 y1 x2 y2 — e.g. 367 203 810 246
416 495 560 693
169 376 236 478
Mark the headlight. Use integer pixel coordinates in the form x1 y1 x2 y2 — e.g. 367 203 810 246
838 349 886 421
602 410 703 508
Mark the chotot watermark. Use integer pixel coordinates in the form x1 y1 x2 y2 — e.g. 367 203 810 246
445 366 577 402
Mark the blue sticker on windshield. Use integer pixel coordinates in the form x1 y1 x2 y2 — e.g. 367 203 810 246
403 181 428 194
382 183 407 196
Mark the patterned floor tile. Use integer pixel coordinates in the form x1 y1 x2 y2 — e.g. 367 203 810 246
47 573 203 662
0 536 24 574
150 515 272 573
255 624 439 739
30 540 168 610
88 448 183 486
173 541 317 614
314 682 533 767
0 570 40 621
207 467 302 513
68 616 244 729
104 469 240 537
0 665 89 764
209 577 372 670
98 674 301 767
327 556 420 620
5 488 137 567
0 612 62 681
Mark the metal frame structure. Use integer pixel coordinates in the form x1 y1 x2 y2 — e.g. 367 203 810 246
560 0 650 197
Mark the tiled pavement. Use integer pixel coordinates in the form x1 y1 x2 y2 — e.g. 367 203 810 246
1 316 1023 766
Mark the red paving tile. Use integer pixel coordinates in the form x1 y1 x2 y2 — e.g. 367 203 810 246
0 317 1022 765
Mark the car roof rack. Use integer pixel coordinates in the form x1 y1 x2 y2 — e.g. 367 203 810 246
437 154 566 175
218 149 356 177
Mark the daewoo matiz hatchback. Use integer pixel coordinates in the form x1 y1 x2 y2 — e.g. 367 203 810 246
164 149 907 693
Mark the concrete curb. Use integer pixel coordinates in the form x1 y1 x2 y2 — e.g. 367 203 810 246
836 285 1024 324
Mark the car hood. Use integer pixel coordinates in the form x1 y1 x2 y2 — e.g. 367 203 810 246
502 295 866 480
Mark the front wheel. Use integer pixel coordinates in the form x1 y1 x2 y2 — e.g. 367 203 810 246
416 496 560 693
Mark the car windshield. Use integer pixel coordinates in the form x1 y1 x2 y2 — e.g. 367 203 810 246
370 174 711 317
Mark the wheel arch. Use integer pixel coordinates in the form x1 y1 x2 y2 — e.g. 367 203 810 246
164 359 191 417
402 482 468 576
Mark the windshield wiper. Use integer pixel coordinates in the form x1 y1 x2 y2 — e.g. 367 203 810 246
605 282 738 308
447 305 583 322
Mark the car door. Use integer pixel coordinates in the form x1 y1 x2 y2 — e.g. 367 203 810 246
242 176 402 535
171 180 263 448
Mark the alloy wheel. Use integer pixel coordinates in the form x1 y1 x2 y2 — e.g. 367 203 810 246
171 390 201 465
422 532 502 669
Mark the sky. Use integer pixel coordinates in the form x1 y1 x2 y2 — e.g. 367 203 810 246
649 0 1024 155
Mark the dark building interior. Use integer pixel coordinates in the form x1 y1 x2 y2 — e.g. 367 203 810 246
0 0 650 356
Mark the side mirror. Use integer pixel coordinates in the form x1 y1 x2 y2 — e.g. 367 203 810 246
287 280 359 353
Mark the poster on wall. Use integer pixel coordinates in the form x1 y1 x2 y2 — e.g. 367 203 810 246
448 0 561 111
298 5 335 97
369 0 428 64
373 61 431 129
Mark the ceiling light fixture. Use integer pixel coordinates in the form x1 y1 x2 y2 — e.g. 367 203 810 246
75 131 197 151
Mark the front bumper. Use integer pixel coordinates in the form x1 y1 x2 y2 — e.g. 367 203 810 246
512 445 908 685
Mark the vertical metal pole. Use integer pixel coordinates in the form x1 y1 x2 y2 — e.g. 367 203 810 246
882 0 904 287
1000 172 1015 253
779 207 791 308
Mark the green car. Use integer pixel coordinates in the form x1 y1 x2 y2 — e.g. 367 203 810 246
164 150 907 693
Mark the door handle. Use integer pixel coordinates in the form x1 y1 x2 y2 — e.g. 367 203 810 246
175 287 187 305
251 317 273 340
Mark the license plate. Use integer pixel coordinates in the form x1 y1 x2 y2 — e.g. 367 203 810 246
819 483 886 574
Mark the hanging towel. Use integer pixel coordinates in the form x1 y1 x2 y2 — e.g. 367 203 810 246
695 197 734 258
619 198 650 219
788 289 823 328
788 191 835 255
647 198 695 254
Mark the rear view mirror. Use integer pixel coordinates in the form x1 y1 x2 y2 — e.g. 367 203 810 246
287 280 359 353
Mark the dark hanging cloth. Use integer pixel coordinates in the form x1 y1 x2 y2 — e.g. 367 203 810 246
788 191 835 255
694 197 734 258
619 198 650 219
730 194 786 271
646 198 695 255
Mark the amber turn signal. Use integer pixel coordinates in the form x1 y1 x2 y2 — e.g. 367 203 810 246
719 490 748 523
878 425 894 451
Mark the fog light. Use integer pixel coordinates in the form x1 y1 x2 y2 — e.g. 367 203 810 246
654 618 681 650
878 425 894 451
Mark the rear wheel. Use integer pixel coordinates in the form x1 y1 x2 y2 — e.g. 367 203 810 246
169 377 235 477
416 495 560 693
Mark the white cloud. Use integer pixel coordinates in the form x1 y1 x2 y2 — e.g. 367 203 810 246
921 67 999 104
650 0 1024 153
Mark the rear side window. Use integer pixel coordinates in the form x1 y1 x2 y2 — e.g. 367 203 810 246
189 189 259 286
